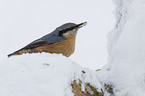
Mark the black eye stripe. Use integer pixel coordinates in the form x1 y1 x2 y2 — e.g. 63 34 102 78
59 25 78 36
58 23 85 36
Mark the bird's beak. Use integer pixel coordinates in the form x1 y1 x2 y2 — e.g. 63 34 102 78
77 22 87 28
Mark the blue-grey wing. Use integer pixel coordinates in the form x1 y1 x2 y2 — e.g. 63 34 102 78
24 34 66 49
24 40 48 49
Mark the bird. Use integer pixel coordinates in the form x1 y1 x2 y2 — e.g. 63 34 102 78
8 22 87 57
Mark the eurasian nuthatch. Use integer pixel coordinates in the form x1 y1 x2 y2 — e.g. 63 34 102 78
8 22 87 57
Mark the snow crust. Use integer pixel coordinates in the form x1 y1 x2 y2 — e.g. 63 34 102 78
0 54 101 96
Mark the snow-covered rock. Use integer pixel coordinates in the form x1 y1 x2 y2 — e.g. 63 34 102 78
0 54 101 96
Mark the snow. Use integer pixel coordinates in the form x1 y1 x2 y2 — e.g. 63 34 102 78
0 53 101 96
99 0 145 95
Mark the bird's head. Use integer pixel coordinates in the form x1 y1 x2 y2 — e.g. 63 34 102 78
57 22 87 38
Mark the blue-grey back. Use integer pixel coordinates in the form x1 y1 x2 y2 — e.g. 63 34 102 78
24 23 76 49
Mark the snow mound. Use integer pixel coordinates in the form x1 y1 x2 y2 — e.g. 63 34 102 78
0 53 101 96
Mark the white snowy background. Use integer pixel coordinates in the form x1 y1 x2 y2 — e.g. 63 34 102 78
0 0 115 70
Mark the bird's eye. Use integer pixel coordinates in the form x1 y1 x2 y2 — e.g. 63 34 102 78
58 26 76 36
59 29 65 36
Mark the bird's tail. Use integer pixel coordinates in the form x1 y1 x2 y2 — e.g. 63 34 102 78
7 48 28 58
8 49 22 58
7 48 37 58
8 53 15 58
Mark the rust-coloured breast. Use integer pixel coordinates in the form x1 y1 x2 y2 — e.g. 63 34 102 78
33 35 76 57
